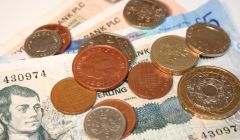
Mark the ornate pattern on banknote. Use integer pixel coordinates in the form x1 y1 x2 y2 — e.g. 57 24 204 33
133 97 192 134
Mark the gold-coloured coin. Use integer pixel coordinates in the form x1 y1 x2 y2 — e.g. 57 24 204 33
178 66 240 120
151 35 199 75
123 0 169 29
80 33 136 65
186 23 231 57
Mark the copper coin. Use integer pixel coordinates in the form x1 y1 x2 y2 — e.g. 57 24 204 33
94 99 136 138
84 106 126 140
178 66 240 119
123 0 169 29
128 62 173 99
35 24 71 54
186 23 231 57
24 30 62 57
80 33 136 65
151 35 199 75
51 77 96 115
72 45 129 91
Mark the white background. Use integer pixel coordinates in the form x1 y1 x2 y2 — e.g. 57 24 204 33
0 0 239 44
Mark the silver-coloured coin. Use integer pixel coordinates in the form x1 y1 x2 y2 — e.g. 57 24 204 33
84 106 126 140
123 0 169 29
80 33 136 66
24 30 62 57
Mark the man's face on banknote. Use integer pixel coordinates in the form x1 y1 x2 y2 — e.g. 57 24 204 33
7 94 42 133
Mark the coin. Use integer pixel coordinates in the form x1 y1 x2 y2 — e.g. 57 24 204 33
72 45 129 91
128 62 173 99
123 0 169 28
51 77 96 115
35 24 71 54
84 106 126 140
94 99 136 138
178 66 240 119
151 35 199 75
186 23 231 57
24 30 62 57
80 33 136 65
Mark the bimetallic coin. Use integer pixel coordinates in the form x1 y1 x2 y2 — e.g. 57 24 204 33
128 62 173 99
35 24 71 54
72 45 129 91
178 66 240 119
84 106 126 140
51 77 96 115
80 33 136 65
24 30 62 57
123 0 169 28
94 99 136 138
186 23 231 57
151 35 199 75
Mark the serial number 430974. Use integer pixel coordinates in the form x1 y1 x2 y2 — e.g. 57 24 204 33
2 70 47 83
188 125 238 140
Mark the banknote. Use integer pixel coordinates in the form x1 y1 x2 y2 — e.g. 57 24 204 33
0 0 121 55
0 26 240 140
0 0 233 61
0 0 186 56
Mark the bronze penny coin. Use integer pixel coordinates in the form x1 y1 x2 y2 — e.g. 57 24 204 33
51 77 96 115
94 99 136 138
128 62 173 99
123 0 169 29
35 24 71 54
151 35 199 75
178 66 240 119
24 30 62 57
84 106 126 140
186 23 231 57
80 33 136 65
72 45 129 91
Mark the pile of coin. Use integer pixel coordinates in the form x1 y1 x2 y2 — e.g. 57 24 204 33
24 24 71 57
48 21 239 139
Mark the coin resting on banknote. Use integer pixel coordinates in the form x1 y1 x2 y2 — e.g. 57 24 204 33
123 0 169 29
186 23 231 57
178 66 240 120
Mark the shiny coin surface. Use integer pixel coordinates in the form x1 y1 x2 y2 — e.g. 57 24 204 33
80 33 136 65
51 77 96 115
178 66 240 119
84 106 126 140
151 35 199 75
123 0 168 28
24 30 62 57
128 62 173 99
72 45 129 91
94 99 136 138
186 23 231 57
35 24 71 54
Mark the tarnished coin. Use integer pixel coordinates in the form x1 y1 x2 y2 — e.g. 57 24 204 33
128 62 173 99
35 24 71 54
72 45 129 91
51 77 96 115
178 66 240 119
24 30 62 57
80 33 136 65
94 99 136 138
123 0 168 28
186 23 231 57
151 35 199 75
84 106 126 140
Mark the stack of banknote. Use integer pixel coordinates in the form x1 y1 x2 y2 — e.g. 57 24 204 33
0 0 240 140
